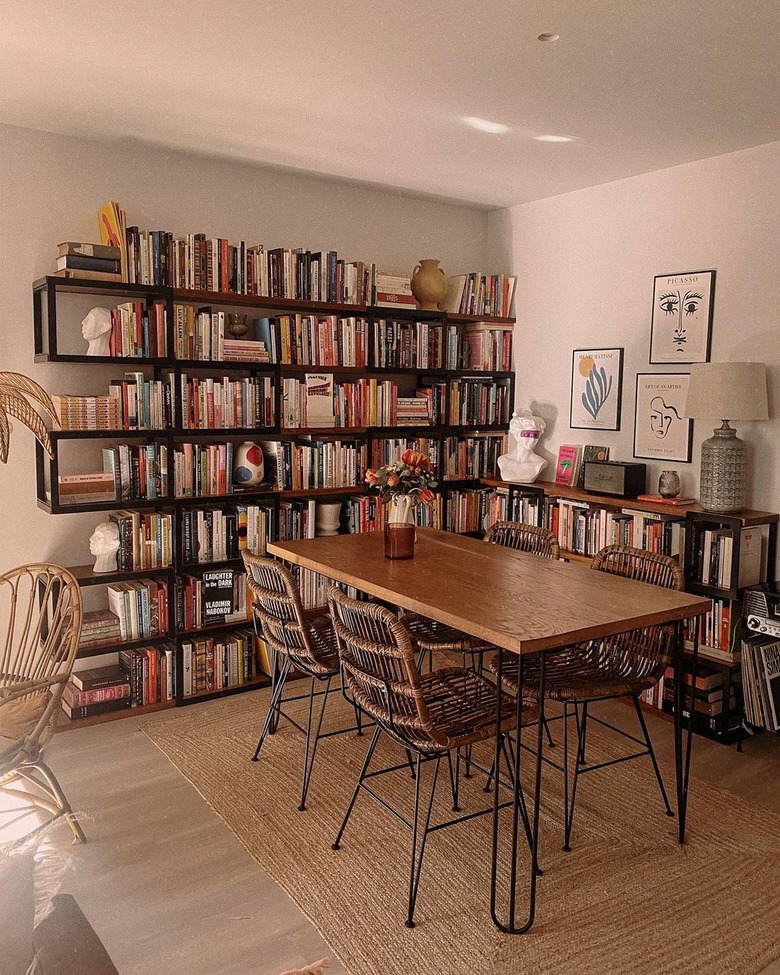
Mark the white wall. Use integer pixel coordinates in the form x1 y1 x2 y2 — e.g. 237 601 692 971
489 141 780 537
0 123 491 573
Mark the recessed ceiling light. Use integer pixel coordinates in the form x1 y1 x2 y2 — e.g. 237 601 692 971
538 32 560 42
463 116 509 135
534 134 575 143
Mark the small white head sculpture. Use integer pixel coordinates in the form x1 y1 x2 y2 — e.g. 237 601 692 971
498 410 549 484
81 307 112 356
89 521 120 573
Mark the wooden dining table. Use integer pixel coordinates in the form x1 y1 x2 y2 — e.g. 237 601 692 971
267 527 710 933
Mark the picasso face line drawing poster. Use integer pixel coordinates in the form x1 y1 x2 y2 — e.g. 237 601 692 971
634 373 693 462
570 348 623 431
650 269 715 364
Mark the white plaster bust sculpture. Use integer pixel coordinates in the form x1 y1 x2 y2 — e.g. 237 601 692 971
89 521 120 573
498 410 548 483
81 307 112 356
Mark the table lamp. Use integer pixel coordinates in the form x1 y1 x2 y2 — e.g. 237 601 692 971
683 362 768 513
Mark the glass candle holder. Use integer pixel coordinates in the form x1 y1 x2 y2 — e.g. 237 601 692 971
658 470 681 498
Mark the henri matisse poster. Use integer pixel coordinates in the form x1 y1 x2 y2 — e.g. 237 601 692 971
570 348 623 431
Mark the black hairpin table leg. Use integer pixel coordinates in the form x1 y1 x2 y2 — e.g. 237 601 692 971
673 615 700 843
490 648 545 934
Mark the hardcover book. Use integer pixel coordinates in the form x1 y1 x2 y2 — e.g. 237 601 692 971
555 444 583 486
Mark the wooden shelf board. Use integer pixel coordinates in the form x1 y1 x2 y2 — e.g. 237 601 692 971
175 288 368 315
56 699 175 732
76 634 172 658
69 564 172 586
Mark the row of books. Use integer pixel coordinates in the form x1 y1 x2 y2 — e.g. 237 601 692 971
445 487 494 534
109 300 168 358
448 378 512 427
111 374 173 430
278 314 368 367
180 503 273 564
371 437 440 473
682 598 734 657
280 376 400 429
462 322 513 372
121 645 176 708
110 510 174 570
122 223 375 306
370 320 459 371
179 374 275 430
545 500 685 560
444 434 507 480
172 442 235 498
175 569 249 630
689 523 764 590
741 635 780 731
182 630 255 697
441 273 516 319
263 439 367 492
172 305 273 363
486 486 544 528
103 443 168 501
106 578 169 641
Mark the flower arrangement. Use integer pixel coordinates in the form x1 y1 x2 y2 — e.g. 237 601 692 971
365 449 437 515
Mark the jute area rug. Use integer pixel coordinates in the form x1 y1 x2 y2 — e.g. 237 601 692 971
144 691 780 975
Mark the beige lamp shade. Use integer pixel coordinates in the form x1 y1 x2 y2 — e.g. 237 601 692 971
684 362 769 421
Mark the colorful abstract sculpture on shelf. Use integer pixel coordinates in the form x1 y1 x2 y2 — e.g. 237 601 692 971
233 441 265 486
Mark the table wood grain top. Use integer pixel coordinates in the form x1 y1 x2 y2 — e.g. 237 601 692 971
268 528 710 655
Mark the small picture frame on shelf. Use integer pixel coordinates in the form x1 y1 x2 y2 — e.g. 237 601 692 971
649 269 715 364
570 348 623 431
633 373 693 463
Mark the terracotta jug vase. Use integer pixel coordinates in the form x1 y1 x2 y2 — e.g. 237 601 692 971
410 259 448 311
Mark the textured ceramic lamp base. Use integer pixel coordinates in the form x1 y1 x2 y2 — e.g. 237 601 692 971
699 425 747 513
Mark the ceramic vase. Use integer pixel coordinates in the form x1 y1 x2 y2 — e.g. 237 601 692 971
384 495 416 559
658 470 681 498
233 441 264 486
410 259 448 311
315 501 343 536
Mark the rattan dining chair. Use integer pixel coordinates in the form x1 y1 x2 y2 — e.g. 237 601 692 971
490 543 684 851
0 563 85 845
243 553 365 812
327 585 537 929
403 522 560 666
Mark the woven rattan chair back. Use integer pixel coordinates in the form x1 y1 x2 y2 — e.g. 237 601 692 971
0 563 86 844
328 587 450 751
242 553 330 673
589 544 685 678
484 521 560 559
0 562 82 699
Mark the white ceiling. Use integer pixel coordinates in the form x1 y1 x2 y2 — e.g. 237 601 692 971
1 1 778 209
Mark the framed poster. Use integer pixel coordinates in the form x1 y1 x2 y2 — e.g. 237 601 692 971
649 269 715 364
633 373 693 462
570 348 623 430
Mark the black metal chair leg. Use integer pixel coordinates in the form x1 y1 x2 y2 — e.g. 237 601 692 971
299 675 333 812
405 750 417 779
406 753 441 929
332 726 382 850
632 694 674 817
563 700 588 852
446 750 460 811
577 702 589 765
252 656 291 761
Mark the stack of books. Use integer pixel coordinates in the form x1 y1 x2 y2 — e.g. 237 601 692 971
57 473 116 505
373 271 415 309
62 665 132 720
55 241 123 282
395 397 431 426
222 338 271 363
52 394 121 431
78 610 122 649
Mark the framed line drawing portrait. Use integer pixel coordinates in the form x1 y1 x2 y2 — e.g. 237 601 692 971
570 347 623 431
649 269 715 364
634 373 693 463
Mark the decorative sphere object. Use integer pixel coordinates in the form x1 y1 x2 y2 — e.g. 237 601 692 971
233 441 264 486
658 470 681 498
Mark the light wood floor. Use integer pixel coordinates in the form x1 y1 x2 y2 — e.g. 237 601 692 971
27 696 780 975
